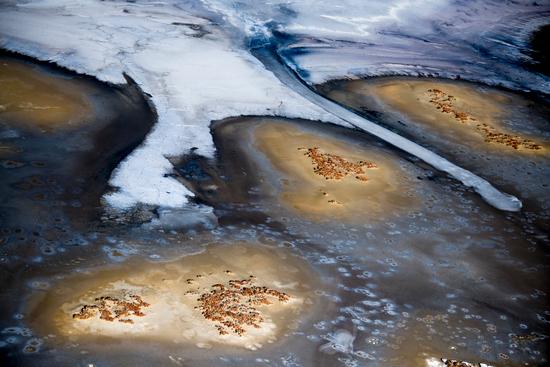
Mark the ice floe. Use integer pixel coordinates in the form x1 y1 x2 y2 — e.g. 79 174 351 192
0 0 345 209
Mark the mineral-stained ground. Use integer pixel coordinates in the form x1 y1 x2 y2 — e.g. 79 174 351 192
0 2 549 367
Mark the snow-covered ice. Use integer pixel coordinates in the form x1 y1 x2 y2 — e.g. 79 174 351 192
201 0 549 92
0 0 347 208
1 0 544 211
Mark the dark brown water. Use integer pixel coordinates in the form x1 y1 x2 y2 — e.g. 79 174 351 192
1 56 549 367
0 52 156 365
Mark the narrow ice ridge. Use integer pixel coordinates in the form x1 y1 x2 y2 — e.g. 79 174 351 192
253 46 523 212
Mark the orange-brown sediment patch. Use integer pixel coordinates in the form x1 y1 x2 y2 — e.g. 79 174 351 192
426 88 475 123
426 88 542 150
301 146 377 181
197 278 290 336
72 294 150 324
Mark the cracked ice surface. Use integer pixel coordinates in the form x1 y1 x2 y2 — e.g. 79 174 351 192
203 0 550 91
0 0 347 208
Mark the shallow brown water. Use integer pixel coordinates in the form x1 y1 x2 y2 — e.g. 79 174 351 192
0 58 548 367
253 122 418 221
27 243 325 353
0 57 93 131
317 77 550 234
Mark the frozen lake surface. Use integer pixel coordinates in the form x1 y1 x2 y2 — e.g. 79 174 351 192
0 1 549 366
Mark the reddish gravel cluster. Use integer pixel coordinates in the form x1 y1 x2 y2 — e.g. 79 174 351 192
427 88 472 123
441 360 472 367
197 278 290 336
72 294 150 324
440 359 493 367
299 147 377 182
426 88 542 150
476 123 542 150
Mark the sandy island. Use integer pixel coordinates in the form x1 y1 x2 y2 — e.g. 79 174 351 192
26 244 318 351
253 121 417 221
328 78 548 154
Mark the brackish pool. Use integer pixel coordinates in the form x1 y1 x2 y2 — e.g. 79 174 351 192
0 55 549 367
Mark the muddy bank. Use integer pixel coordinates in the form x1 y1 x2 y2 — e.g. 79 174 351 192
317 77 550 233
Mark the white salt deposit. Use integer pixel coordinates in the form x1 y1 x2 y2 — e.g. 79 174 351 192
0 0 533 212
0 0 345 209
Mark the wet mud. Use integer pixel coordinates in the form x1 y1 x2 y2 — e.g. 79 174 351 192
0 56 549 367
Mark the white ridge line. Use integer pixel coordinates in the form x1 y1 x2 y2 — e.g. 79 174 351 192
258 48 522 212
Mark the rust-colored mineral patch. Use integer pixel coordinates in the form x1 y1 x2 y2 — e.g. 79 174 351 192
72 294 150 324
440 359 493 367
441 360 473 367
427 88 475 123
426 88 542 150
476 123 542 150
300 146 377 182
197 277 290 336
